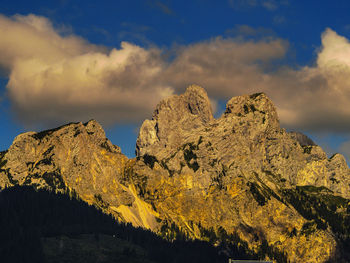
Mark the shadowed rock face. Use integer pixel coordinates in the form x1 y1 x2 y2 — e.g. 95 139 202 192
1 85 350 262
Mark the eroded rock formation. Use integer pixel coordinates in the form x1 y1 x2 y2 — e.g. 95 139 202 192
1 84 349 262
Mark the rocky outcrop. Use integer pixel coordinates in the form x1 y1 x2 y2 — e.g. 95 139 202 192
289 131 315 147
134 85 349 262
136 85 214 157
0 120 159 229
1 85 349 262
136 85 350 199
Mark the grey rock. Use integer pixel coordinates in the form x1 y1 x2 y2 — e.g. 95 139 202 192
289 131 315 147
1 85 350 262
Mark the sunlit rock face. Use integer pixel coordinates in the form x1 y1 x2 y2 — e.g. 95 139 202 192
137 85 350 199
134 85 349 262
0 120 159 229
1 85 350 262
136 84 214 157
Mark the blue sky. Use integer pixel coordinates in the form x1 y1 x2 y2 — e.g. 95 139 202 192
1 0 350 161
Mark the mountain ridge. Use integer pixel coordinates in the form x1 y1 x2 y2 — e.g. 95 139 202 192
1 85 349 262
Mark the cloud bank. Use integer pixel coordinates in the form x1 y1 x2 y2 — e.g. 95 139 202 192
164 28 350 133
274 28 350 132
1 14 350 135
0 14 172 126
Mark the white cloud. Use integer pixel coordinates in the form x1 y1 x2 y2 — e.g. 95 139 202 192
274 28 350 132
159 28 350 133
0 14 173 126
161 36 288 97
0 14 103 70
1 14 350 135
165 28 350 133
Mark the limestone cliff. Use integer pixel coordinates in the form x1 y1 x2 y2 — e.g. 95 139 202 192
0 120 159 229
1 85 349 262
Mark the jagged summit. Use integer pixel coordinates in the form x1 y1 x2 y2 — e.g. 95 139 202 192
223 92 280 130
152 84 213 123
225 92 272 115
289 131 315 147
1 85 350 262
136 85 280 157
11 119 120 153
136 84 214 156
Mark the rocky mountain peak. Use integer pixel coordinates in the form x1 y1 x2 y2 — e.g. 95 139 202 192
84 119 106 137
289 131 315 147
1 85 350 262
9 120 119 154
136 87 281 158
152 84 213 124
223 92 280 131
180 84 214 123
136 84 214 157
1 120 122 190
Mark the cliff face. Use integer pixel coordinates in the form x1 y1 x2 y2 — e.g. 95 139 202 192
0 120 159 229
1 85 349 262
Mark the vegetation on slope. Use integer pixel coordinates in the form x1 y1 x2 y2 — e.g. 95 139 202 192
282 186 350 260
0 186 230 263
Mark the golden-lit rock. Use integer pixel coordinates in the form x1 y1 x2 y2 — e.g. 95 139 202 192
1 85 349 262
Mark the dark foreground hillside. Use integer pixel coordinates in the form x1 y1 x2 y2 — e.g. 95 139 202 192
0 186 262 263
